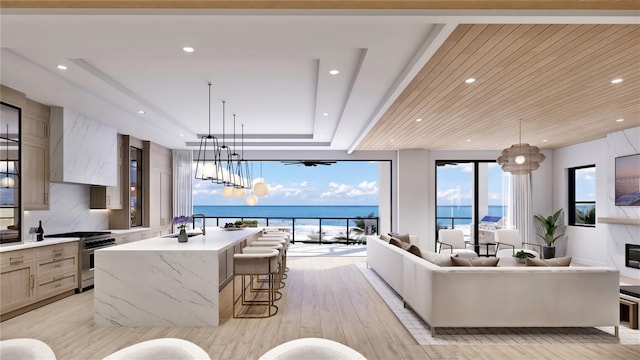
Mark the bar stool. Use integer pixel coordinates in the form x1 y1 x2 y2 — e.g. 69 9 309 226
233 248 280 318
250 242 286 287
256 236 289 276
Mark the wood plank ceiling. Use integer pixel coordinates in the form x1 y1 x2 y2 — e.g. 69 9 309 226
356 24 640 151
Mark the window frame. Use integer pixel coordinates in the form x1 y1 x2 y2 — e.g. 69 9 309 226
568 164 596 227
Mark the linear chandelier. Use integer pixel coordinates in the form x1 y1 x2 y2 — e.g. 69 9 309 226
496 120 545 175
195 83 251 191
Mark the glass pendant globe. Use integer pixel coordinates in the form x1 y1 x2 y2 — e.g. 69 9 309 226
253 181 269 197
515 155 526 165
221 186 234 197
1 176 14 188
232 187 245 199
246 194 258 206
202 163 217 179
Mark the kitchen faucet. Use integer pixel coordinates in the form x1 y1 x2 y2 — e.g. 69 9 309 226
192 214 206 235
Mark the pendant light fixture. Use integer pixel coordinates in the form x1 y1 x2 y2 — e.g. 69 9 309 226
496 120 545 175
194 83 222 182
230 115 246 199
239 124 252 190
246 162 258 206
253 161 269 197
1 124 15 188
219 100 236 190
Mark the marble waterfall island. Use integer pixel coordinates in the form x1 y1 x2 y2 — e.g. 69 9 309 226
94 227 261 327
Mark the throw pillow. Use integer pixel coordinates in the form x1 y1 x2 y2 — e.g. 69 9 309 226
380 234 391 242
389 238 403 248
392 233 411 243
406 244 422 258
421 251 454 267
525 256 572 266
451 256 500 267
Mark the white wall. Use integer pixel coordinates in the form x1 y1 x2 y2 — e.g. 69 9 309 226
397 150 430 246
553 138 609 264
553 126 640 279
23 182 109 241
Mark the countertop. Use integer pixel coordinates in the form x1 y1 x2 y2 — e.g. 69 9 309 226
0 237 80 252
99 227 261 252
107 228 152 234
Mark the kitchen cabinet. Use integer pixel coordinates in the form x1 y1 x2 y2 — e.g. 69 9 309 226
1 241 78 320
90 134 123 209
35 242 79 301
1 249 35 315
22 99 51 210
147 141 172 230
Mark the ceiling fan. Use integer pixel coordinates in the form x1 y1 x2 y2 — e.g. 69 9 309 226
281 161 337 167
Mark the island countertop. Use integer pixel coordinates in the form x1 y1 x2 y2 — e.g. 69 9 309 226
99 227 260 252
94 226 262 327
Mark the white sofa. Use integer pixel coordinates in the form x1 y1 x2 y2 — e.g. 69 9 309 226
367 236 620 337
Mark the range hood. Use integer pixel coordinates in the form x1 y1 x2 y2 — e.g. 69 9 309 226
50 107 117 186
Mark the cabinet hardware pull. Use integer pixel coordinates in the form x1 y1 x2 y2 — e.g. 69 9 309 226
9 256 24 265
31 275 35 289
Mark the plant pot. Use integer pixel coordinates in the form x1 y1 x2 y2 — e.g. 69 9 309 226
542 246 555 259
178 228 188 243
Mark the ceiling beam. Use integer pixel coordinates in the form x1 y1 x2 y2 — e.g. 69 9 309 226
2 1 639 10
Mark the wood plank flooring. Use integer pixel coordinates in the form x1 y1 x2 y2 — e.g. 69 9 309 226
1 257 639 359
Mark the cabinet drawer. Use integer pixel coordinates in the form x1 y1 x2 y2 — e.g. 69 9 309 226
36 255 77 276
36 242 78 259
1 249 35 269
35 271 77 301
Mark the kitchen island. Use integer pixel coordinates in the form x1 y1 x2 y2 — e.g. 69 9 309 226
94 227 261 327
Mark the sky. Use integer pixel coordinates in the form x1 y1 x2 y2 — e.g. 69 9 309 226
193 161 380 206
193 160 597 207
436 162 510 206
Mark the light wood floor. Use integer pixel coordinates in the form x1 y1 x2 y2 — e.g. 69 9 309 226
1 257 639 359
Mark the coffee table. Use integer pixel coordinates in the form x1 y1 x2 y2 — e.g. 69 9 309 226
477 242 496 257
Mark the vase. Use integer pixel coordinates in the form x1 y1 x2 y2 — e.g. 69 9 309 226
178 228 188 243
542 246 555 259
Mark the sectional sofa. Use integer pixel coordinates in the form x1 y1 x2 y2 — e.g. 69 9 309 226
367 236 621 337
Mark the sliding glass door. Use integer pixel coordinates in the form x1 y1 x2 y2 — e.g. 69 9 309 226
435 160 510 252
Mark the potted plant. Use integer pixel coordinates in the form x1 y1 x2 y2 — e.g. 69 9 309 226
534 209 565 259
513 250 536 264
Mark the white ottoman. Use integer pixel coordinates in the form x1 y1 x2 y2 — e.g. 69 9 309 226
0 338 56 360
103 338 210 360
259 337 367 360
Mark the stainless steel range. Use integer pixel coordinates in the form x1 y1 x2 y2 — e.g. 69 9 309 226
44 231 116 291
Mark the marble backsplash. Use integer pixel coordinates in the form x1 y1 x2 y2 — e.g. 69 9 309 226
606 127 640 279
23 182 109 241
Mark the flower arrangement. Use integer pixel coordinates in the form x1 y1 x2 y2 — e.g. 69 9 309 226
172 215 192 231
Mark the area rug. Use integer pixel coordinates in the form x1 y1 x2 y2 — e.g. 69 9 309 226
355 261 640 345
288 243 367 257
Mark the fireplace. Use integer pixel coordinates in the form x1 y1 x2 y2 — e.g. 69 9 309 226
626 244 640 269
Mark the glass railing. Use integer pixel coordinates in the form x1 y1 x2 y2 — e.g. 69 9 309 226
192 216 379 244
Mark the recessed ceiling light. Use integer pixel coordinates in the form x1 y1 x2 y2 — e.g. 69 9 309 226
183 46 195 53
416 118 423 122
56 65 67 70
542 139 548 143
390 139 394 142
466 139 471 142
329 69 340 75
322 113 329 116
137 110 145 114
616 118 625 122
611 78 623 84
465 78 476 84
180 133 184 137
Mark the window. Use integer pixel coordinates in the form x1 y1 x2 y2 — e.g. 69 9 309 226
568 165 596 226
0 103 20 244
130 146 143 227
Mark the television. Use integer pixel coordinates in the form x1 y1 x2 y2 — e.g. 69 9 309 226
615 154 640 206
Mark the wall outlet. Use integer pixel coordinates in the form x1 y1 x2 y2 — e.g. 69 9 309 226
28 227 37 234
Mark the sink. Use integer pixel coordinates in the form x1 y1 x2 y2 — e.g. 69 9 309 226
164 233 200 238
